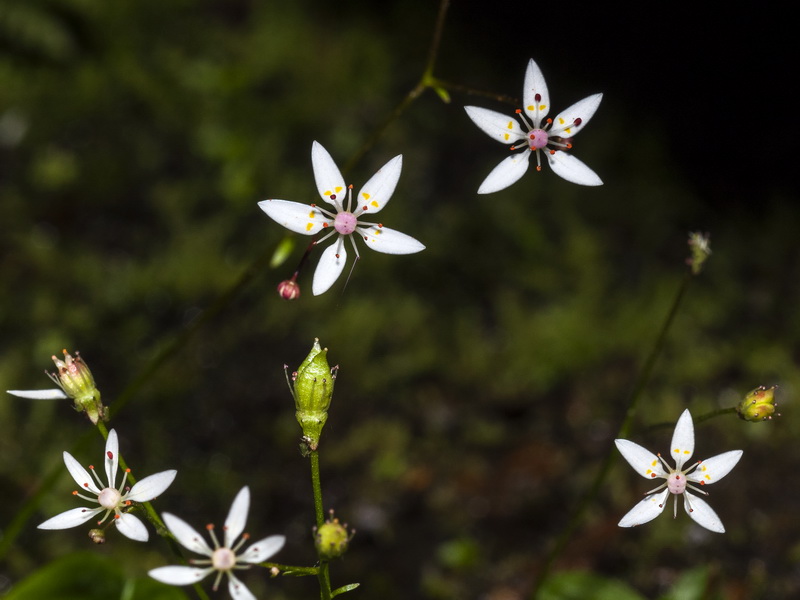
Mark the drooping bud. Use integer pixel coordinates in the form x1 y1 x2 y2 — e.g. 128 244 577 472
687 232 711 275
736 385 779 422
277 279 301 300
47 350 106 424
288 339 338 451
314 511 353 561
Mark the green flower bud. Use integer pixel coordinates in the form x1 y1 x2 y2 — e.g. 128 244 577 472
288 339 338 450
737 385 779 422
314 511 353 561
47 350 106 424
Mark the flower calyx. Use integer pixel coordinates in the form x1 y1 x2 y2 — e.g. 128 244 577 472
737 385 780 422
314 510 354 561
287 339 338 452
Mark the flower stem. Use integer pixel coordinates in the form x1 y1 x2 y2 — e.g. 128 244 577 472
310 449 332 600
529 271 693 597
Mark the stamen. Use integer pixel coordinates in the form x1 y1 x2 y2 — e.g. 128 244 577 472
206 523 221 549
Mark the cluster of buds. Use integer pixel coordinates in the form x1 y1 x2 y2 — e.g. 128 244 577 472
737 385 779 422
286 339 338 452
7 349 107 425
314 510 354 561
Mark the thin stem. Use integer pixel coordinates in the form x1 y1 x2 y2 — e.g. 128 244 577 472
648 406 738 432
529 271 693 597
310 450 332 600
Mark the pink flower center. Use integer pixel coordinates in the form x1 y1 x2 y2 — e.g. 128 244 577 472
527 129 549 150
98 487 121 509
212 547 237 571
334 211 357 235
667 472 686 495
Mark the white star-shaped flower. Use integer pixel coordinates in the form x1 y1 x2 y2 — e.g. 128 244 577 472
615 409 743 533
149 486 285 600
39 429 177 542
258 141 425 295
465 58 603 193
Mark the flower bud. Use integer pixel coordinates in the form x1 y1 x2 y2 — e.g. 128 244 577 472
277 279 301 300
88 528 106 544
687 232 711 275
314 511 353 561
289 339 338 450
47 350 106 424
736 385 779 422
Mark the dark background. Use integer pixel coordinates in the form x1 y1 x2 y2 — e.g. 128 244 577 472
1 1 797 598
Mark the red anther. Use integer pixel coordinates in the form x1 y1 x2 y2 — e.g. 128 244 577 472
243 533 250 540
125 468 131 473
546 118 553 124
549 150 556 155
125 500 132 506
689 508 694 513
378 223 383 228
675 475 680 479
536 165 542 172
362 205 368 211
650 473 656 478
574 117 583 126
89 465 95 470
72 490 78 495
515 108 522 114
335 254 340 258
84 483 90 488
114 514 120 520
329 194 336 200
206 524 215 531
699 481 706 485
107 451 113 460
348 184 353 189
310 203 316 207
566 143 573 149
534 93 541 102
322 223 329 228
510 145 518 151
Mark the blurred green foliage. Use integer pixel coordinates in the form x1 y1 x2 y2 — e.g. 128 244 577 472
1 1 798 599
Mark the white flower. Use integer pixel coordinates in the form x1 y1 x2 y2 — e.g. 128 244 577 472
149 486 285 600
464 58 603 193
258 141 425 295
615 409 743 533
38 429 177 542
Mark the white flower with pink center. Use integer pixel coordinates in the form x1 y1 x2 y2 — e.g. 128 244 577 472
464 58 603 193
258 141 425 295
38 429 177 542
149 486 285 600
615 409 743 533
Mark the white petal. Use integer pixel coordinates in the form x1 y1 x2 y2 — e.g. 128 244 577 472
355 155 401 215
549 93 602 137
618 489 669 527
63 451 101 494
239 535 286 563
670 409 695 470
116 513 149 542
312 141 346 207
126 470 177 502
163 513 213 556
38 506 102 530
464 106 524 145
224 486 250 548
546 151 602 186
687 450 743 486
7 389 67 400
228 572 257 600
477 151 531 194
358 225 425 255
257 199 329 235
149 565 212 586
614 439 667 479
105 429 119 488
522 58 550 125
684 491 725 533
312 241 347 296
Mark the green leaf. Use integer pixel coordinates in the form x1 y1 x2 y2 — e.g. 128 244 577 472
6 552 189 600
539 571 645 600
331 583 361 596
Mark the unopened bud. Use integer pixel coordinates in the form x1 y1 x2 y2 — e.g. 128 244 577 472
277 279 300 300
288 339 338 450
314 511 353 560
737 385 779 422
47 350 106 424
687 232 711 275
88 528 106 544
